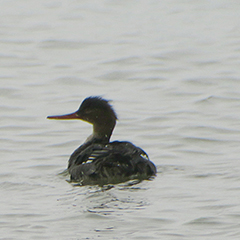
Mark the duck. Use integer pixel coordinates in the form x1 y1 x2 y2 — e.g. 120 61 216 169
47 96 156 186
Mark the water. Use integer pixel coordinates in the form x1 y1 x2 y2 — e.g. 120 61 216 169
1 0 240 239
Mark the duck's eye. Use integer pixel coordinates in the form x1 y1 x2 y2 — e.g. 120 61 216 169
84 109 93 114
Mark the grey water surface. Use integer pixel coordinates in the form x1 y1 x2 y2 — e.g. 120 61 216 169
1 0 240 239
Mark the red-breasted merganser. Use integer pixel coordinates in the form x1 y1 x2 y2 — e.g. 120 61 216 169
47 96 156 186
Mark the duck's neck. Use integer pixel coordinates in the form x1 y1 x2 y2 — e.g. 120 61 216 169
84 119 116 144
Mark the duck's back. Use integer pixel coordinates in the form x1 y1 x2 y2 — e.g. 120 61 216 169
68 141 156 186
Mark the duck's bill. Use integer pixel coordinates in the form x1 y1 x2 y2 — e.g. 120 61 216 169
47 111 80 120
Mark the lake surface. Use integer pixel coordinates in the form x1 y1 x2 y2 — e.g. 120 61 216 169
1 0 240 239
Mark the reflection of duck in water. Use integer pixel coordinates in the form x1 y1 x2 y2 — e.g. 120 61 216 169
48 96 156 186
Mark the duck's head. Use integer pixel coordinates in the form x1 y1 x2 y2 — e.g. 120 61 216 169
47 96 117 141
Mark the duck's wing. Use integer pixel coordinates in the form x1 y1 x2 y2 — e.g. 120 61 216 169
68 144 112 181
92 141 156 179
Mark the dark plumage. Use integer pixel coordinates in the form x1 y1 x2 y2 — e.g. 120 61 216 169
47 96 156 186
